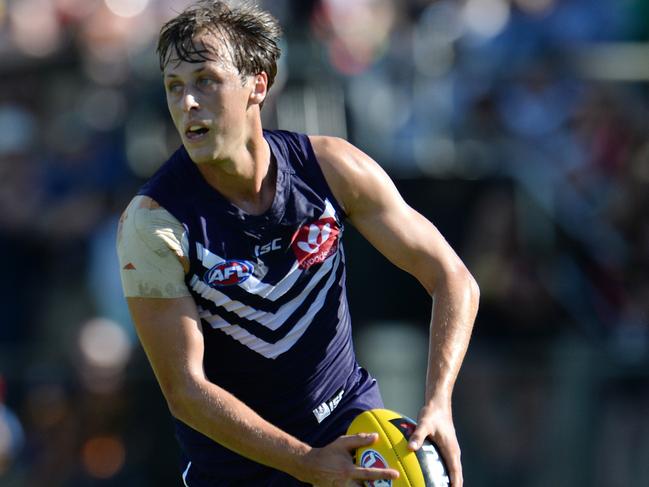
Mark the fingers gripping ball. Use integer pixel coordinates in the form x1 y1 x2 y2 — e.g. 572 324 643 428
347 409 450 487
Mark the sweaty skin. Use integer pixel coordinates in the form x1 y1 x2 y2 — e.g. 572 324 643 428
311 135 479 487
123 24 477 485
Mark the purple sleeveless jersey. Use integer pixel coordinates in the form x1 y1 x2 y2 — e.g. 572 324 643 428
139 130 383 485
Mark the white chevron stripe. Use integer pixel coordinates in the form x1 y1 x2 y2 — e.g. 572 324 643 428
212 258 344 359
193 253 340 331
195 241 279 293
193 199 340 299
191 248 303 303
322 198 337 220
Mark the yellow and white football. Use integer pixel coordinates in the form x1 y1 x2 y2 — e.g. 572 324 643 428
346 408 450 487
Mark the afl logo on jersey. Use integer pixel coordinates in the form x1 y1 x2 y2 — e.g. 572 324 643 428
360 450 391 486
204 260 254 287
291 217 340 269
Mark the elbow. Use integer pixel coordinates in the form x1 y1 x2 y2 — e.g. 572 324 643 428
466 269 480 311
448 263 480 308
165 389 187 420
430 261 480 308
161 380 200 422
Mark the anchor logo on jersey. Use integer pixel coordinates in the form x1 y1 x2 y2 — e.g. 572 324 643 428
291 217 340 269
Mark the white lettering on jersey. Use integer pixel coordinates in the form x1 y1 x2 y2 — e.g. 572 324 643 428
312 388 345 423
254 237 282 257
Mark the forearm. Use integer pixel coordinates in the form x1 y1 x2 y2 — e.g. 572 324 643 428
425 268 479 404
126 294 390 485
169 378 311 481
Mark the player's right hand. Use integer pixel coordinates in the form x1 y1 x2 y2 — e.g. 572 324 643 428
299 433 400 487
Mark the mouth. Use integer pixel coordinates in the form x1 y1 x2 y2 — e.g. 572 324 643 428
184 123 210 141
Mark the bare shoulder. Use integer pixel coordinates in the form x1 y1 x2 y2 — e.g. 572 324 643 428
309 135 373 177
308 135 396 216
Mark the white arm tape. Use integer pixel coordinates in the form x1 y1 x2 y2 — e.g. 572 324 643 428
117 196 191 298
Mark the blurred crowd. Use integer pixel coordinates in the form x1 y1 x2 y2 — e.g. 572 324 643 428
0 0 648 485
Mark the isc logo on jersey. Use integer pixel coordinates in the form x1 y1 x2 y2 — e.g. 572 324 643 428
360 450 392 487
205 260 254 287
291 217 340 269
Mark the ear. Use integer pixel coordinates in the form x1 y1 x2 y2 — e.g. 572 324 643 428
249 72 268 106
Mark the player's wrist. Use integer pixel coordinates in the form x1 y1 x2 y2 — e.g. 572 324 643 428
292 443 344 485
424 387 453 409
284 441 315 483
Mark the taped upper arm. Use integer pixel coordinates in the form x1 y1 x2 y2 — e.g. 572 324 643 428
117 196 191 298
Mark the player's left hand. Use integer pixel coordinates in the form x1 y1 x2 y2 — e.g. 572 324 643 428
407 400 462 487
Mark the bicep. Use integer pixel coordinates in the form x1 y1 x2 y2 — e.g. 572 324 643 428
311 136 464 293
127 296 205 404
350 178 462 294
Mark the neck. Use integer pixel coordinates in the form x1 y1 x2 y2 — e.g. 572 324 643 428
197 121 276 215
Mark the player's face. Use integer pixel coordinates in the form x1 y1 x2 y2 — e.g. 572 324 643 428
163 35 256 165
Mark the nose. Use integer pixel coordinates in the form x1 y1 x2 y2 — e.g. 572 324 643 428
182 91 199 112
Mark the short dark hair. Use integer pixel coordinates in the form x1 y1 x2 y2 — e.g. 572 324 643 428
157 0 282 89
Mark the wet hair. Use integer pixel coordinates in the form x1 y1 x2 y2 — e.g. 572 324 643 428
157 0 282 89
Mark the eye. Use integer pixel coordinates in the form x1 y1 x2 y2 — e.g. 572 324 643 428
197 77 216 89
166 82 183 95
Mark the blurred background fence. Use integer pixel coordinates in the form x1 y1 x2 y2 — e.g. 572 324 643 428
0 0 648 485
